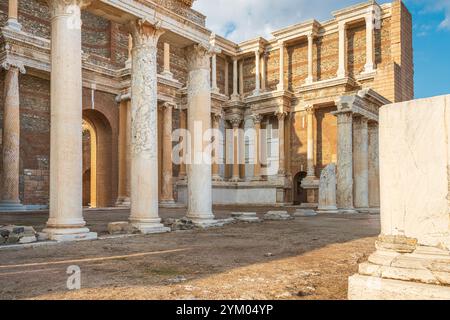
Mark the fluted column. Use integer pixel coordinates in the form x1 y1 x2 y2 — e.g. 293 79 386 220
276 111 287 175
363 13 375 73
116 98 131 207
353 116 369 212
185 44 216 226
277 41 285 91
306 106 315 177
162 42 173 79
231 57 239 100
335 111 357 213
252 114 263 181
212 113 223 181
305 32 314 84
253 49 261 96
337 21 347 78
43 0 96 241
161 102 175 205
6 0 22 30
0 62 25 211
128 20 169 234
178 108 187 179
229 116 242 182
211 53 219 94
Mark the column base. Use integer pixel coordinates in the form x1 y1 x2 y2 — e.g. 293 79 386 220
42 227 97 242
185 212 221 229
299 202 318 209
0 201 26 212
316 206 339 214
305 77 313 85
229 177 241 183
355 207 370 214
348 274 450 300
130 219 170 234
115 197 131 207
211 87 220 95
212 175 224 181
362 64 375 74
5 19 22 31
161 71 174 80
159 199 179 208
251 176 264 181
338 208 359 214
276 84 285 92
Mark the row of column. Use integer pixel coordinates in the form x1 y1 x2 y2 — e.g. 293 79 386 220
334 111 379 213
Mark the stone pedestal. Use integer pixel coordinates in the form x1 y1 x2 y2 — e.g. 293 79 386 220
128 20 169 234
185 44 216 228
348 95 450 300
43 0 96 241
317 163 338 214
0 63 25 212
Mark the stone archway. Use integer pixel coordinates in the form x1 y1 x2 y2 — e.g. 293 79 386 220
82 109 114 208
293 171 308 205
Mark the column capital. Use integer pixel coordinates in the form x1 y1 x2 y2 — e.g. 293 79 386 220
161 101 175 111
252 113 263 124
305 105 315 115
275 111 288 121
306 31 316 40
129 19 165 49
185 43 216 71
1 60 26 74
277 40 285 48
46 0 92 16
211 112 223 122
338 20 346 31
229 115 242 128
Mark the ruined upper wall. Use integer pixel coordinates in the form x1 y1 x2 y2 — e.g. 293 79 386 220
150 0 206 26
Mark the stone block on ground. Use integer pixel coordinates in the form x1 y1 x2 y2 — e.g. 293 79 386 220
0 225 37 245
231 212 261 222
263 211 293 221
107 222 138 235
294 209 317 217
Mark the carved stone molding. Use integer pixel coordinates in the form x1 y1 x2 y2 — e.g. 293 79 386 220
46 0 92 17
129 19 165 49
229 114 242 128
275 111 287 121
185 43 219 71
252 113 263 124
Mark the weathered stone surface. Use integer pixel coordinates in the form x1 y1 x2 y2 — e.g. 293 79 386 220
349 95 450 300
107 221 138 235
264 211 293 221
294 209 317 217
317 163 338 214
0 225 37 245
231 212 261 223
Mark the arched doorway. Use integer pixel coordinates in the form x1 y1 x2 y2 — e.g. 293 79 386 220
82 109 114 208
293 171 307 205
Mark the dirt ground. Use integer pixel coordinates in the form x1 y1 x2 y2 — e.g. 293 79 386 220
0 207 380 300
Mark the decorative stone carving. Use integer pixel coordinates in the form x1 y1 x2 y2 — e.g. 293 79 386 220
317 163 338 214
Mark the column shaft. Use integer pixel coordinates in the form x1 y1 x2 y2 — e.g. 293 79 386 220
368 122 380 211
231 58 239 99
277 112 286 175
128 20 168 234
230 118 241 182
239 61 244 96
179 108 187 179
161 103 175 204
162 42 173 78
335 112 356 213
211 53 219 93
116 99 130 206
306 106 315 177
353 117 369 211
212 114 222 181
364 14 375 73
44 0 95 240
252 114 262 180
7 0 21 30
185 44 215 226
253 50 260 95
337 22 347 78
261 53 266 92
0 65 23 210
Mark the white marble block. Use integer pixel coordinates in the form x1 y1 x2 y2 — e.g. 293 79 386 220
348 95 450 300
317 163 338 214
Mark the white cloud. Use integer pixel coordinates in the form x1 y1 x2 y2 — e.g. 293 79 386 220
193 0 390 43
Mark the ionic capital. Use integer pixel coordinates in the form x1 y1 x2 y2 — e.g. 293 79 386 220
161 101 175 111
1 60 26 74
129 19 164 49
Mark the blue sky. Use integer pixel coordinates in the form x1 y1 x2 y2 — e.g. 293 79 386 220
194 0 450 99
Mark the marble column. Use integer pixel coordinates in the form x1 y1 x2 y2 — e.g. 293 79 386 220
335 111 357 213
162 42 173 79
239 61 244 97
252 114 263 181
276 111 287 175
160 102 175 205
185 44 216 227
0 62 25 211
212 113 223 181
253 49 261 96
261 52 266 92
230 117 242 182
128 20 169 234
178 108 187 179
211 53 219 94
306 106 315 178
363 13 375 73
277 41 285 91
353 116 369 212
224 59 229 96
116 98 131 207
231 57 239 100
6 0 21 30
337 21 347 78
43 0 96 241
305 32 314 84
368 121 380 212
